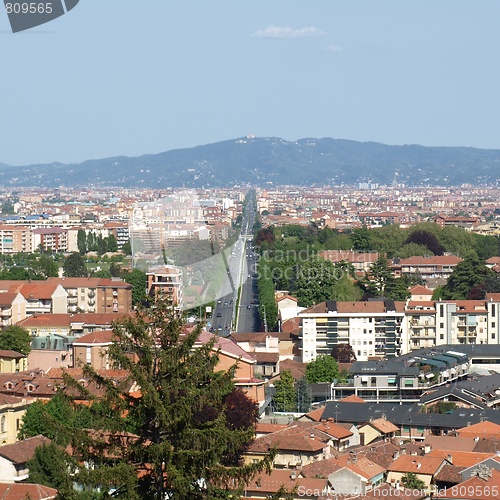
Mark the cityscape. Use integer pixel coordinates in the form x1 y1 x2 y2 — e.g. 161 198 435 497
4 1 500 498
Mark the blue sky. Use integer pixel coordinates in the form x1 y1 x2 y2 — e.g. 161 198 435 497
2 1 500 165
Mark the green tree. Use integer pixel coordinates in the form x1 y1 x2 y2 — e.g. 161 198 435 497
77 229 87 255
273 370 296 412
120 268 147 305
362 257 394 297
350 226 372 252
27 443 79 499
0 325 31 355
36 254 59 278
400 472 426 490
122 240 132 256
305 355 339 383
107 234 119 252
49 296 271 499
441 254 493 300
63 252 88 277
295 378 312 413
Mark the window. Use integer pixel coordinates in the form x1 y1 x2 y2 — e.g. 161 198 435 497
493 304 496 316
440 323 444 328
440 334 444 340
1 416 6 433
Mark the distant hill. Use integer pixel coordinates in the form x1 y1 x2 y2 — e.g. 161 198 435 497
1 137 500 187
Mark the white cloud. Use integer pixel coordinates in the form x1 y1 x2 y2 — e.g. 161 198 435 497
325 44 343 53
252 25 326 39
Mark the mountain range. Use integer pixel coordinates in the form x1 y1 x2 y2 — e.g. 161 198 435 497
2 137 500 188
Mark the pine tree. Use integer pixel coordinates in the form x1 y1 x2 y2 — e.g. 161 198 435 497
56 296 272 499
295 378 312 413
63 252 87 277
273 370 296 412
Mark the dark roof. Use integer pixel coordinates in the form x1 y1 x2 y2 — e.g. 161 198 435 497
321 401 500 430
419 386 488 409
350 359 419 376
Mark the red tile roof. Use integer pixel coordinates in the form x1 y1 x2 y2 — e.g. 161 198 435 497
0 483 58 499
0 435 51 464
72 330 114 345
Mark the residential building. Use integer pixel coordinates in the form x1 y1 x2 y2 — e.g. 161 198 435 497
0 292 26 326
320 250 381 273
0 435 50 481
72 330 116 370
299 299 405 362
0 351 27 374
46 277 132 314
0 395 35 445
399 255 463 281
32 227 68 252
146 266 183 308
0 281 67 315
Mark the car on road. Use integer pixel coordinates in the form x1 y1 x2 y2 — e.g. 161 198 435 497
247 305 251 309
216 312 221 317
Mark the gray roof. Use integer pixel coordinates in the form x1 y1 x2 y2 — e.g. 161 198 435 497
401 344 500 362
321 401 500 429
419 386 488 409
350 360 419 376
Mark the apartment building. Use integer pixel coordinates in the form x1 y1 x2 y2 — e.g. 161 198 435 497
405 297 500 352
299 299 405 362
0 225 32 254
31 227 68 253
146 266 183 308
329 351 469 404
46 277 132 314
0 293 26 326
0 282 68 315
399 255 463 280
319 250 380 273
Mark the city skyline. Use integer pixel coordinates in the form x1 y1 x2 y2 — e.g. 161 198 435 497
2 1 500 165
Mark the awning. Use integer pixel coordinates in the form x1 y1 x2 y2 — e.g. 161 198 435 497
462 363 468 370
450 368 457 375
426 373 434 379
387 378 397 384
361 376 369 382
404 380 414 385
442 371 449 377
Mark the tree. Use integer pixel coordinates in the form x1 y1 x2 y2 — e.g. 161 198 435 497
441 254 493 300
0 325 31 355
350 226 371 252
27 443 79 499
107 234 118 252
42 296 271 499
331 344 357 363
122 240 132 256
273 370 296 412
305 356 339 383
401 472 426 490
295 378 312 413
77 229 87 255
63 252 87 277
405 230 445 256
36 254 59 278
360 257 392 298
120 268 147 305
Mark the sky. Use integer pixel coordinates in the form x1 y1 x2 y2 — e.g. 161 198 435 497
2 1 500 165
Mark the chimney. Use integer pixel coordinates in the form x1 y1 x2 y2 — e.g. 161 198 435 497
417 463 421 469
424 444 431 454
290 472 296 480
447 454 453 463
